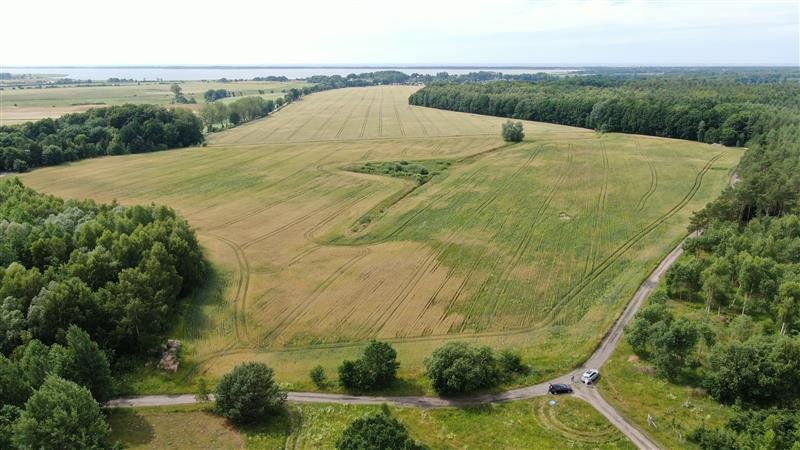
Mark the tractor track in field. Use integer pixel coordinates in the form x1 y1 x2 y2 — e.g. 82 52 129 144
362 157 490 333
242 185 373 250
634 141 658 212
358 92 377 138
393 103 406 136
205 152 336 231
407 104 429 136
344 141 518 247
285 91 351 142
544 152 722 323
310 95 351 140
585 141 609 275
334 93 366 138
260 247 372 345
377 87 384 137
483 148 574 326
205 232 251 343
435 146 541 327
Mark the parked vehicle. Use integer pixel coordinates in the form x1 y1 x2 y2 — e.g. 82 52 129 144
581 369 600 384
548 383 573 394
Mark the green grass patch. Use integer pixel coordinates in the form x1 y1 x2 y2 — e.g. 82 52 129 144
108 398 634 449
346 159 452 185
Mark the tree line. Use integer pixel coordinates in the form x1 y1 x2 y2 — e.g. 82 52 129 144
0 103 204 172
408 77 800 147
198 96 277 131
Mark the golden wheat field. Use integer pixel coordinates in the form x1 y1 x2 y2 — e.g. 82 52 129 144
20 85 740 390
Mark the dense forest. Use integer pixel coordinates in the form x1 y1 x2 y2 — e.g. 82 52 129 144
0 179 204 447
0 103 204 172
0 178 204 355
409 77 800 147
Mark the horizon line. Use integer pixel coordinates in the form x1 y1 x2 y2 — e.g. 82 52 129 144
3 64 799 69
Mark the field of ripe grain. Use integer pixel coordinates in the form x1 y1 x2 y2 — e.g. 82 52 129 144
0 80 308 125
20 86 740 390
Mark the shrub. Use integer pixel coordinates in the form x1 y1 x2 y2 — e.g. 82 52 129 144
310 365 327 389
425 342 500 395
214 362 286 423
497 349 529 378
339 340 399 391
336 411 428 450
501 120 524 142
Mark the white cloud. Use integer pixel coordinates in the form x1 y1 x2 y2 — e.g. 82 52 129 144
1 0 797 65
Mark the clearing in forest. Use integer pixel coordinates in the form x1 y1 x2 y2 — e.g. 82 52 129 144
21 85 740 388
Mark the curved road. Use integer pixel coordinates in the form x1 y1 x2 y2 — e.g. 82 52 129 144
108 234 695 449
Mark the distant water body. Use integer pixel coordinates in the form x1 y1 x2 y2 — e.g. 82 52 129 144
2 66 575 80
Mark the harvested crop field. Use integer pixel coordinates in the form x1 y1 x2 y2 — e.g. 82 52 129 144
20 85 740 389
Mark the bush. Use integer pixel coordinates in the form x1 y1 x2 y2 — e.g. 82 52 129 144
501 120 524 142
13 376 110 449
339 340 399 391
497 349 529 378
336 411 428 450
310 365 327 389
425 342 500 395
214 362 286 423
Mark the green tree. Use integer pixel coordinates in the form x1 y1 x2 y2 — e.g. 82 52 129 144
0 405 21 450
0 355 31 406
60 325 113 402
777 279 800 335
214 362 286 423
195 378 210 402
701 257 733 315
736 253 776 315
13 376 110 449
17 339 51 389
425 342 500 395
336 411 428 450
229 110 241 126
310 365 327 389
27 277 101 343
338 340 399 391
501 120 524 142
650 317 701 379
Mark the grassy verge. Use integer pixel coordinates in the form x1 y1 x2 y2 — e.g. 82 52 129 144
108 397 634 449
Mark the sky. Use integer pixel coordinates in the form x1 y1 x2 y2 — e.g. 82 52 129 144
2 0 798 66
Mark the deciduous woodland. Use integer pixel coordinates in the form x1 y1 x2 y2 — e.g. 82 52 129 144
0 178 204 354
0 104 204 172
